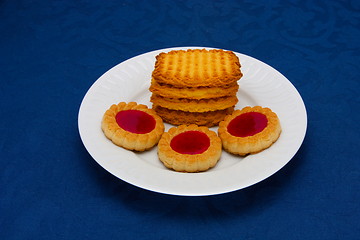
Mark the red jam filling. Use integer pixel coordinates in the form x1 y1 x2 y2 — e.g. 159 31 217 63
115 110 156 134
227 112 268 137
170 131 210 155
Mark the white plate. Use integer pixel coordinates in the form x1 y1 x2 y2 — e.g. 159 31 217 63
78 47 307 196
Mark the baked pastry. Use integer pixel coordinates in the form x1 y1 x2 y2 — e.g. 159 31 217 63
158 124 222 172
150 94 238 112
152 49 242 88
149 49 243 127
149 80 239 100
101 102 165 151
153 106 234 127
218 106 281 156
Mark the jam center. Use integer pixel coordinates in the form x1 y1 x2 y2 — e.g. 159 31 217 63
170 131 210 155
115 110 156 134
227 112 268 137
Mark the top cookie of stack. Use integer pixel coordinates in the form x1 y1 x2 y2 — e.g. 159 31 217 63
150 49 243 127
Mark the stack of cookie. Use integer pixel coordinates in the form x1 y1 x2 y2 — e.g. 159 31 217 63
150 49 243 127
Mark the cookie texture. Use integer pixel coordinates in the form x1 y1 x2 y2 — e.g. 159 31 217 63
218 106 281 156
150 49 243 126
101 102 165 151
152 49 242 88
153 106 234 127
150 94 238 112
158 124 222 172
149 79 239 100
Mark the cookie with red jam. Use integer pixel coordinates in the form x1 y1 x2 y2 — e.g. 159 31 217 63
158 124 222 172
101 102 165 151
218 106 281 156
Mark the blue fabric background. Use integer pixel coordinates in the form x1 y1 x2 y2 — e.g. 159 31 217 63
1 0 359 239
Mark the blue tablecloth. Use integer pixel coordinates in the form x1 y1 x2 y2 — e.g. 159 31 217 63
1 0 359 239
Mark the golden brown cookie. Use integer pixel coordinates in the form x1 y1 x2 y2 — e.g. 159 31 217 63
218 106 281 156
153 105 234 127
149 79 239 100
152 49 242 88
158 124 222 172
101 102 165 151
150 94 238 112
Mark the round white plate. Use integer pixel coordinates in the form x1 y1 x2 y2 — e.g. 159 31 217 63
78 47 307 196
